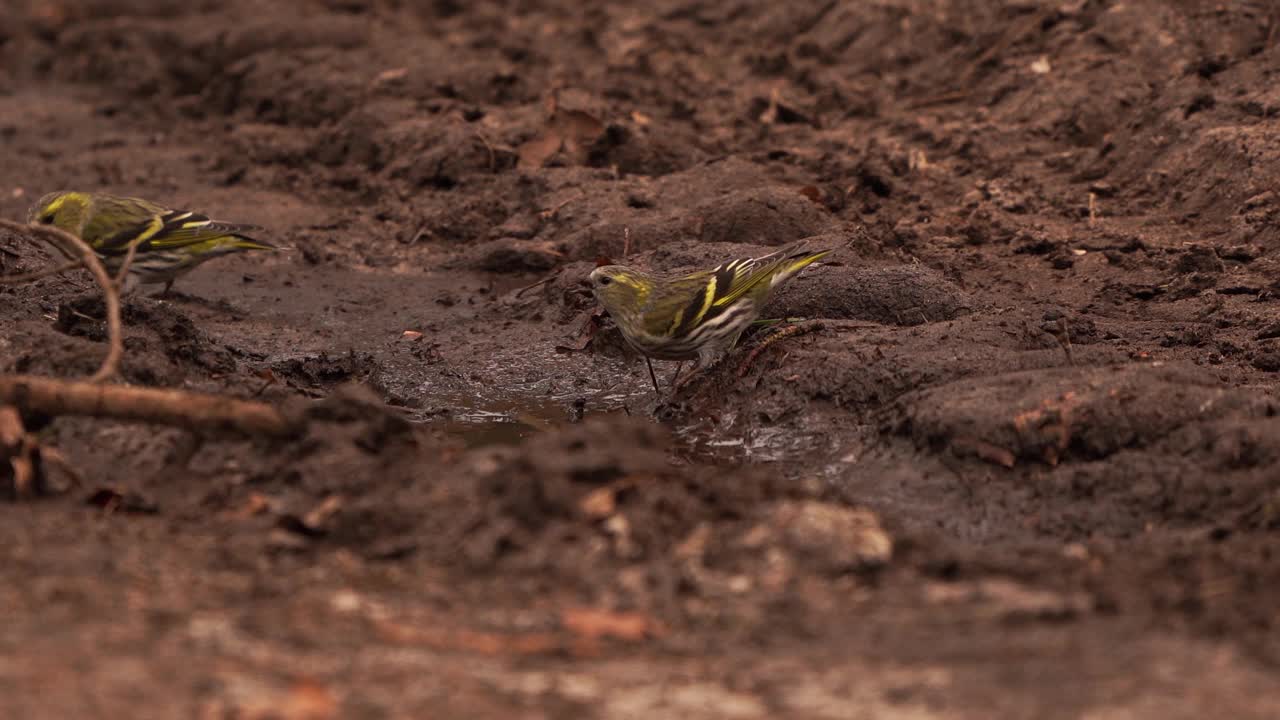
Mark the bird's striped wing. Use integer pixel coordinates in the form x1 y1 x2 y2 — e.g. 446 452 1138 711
96 209 269 255
667 257 771 337
80 197 167 253
657 243 820 338
144 211 267 249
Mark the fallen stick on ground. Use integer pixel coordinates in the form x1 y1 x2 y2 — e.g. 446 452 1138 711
736 322 822 378
0 375 300 438
0 219 123 382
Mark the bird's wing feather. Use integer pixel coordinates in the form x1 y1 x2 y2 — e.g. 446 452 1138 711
92 203 270 255
82 197 167 251
144 211 268 249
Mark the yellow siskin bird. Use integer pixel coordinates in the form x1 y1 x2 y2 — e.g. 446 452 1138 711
27 190 277 295
590 240 830 393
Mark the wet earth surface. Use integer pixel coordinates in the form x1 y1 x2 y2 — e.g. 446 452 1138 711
3 1 1280 717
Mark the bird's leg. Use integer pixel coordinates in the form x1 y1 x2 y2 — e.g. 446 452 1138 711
670 361 686 389
119 274 140 298
160 279 175 297
644 356 661 395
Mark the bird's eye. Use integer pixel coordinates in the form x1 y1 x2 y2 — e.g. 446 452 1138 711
597 276 613 286
39 213 54 224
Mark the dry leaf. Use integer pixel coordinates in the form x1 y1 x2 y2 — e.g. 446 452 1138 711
561 607 666 642
517 132 563 169
279 495 344 537
798 185 824 207
0 406 22 449
209 678 337 720
10 446 34 499
373 67 408 85
759 87 780 124
579 487 616 518
231 492 272 518
518 108 606 169
554 308 608 354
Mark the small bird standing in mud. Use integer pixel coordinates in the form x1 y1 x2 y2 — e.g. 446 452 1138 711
590 241 830 394
27 191 276 296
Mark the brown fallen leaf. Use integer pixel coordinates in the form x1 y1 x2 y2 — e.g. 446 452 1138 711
1012 391 1082 466
798 185 825 207
578 487 616 518
205 677 337 720
229 492 272 519
951 436 1016 468
0 406 23 452
273 680 337 720
372 67 408 85
279 495 344 537
517 132 562 169
2 406 81 499
9 442 35 499
518 107 606 169
554 308 608 354
0 404 25 491
561 607 666 643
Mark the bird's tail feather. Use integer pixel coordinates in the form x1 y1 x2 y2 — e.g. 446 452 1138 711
222 234 277 251
768 242 830 287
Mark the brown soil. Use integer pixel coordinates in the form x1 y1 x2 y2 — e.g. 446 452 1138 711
3 1 1280 717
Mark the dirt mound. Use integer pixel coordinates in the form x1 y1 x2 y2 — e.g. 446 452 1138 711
897 363 1268 467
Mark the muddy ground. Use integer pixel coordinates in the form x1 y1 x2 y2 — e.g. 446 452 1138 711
2 0 1280 717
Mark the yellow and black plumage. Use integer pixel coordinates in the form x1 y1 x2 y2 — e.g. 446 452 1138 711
28 191 276 295
589 241 829 392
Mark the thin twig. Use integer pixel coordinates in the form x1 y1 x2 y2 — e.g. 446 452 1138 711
736 322 821 378
622 227 632 257
473 128 498 172
514 274 555 298
0 219 122 382
113 236 142 291
539 193 582 220
0 258 85 285
0 375 300 438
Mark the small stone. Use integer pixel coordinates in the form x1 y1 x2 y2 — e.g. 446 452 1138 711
768 501 892 572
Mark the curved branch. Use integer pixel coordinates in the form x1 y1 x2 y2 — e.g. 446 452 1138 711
0 219 122 381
